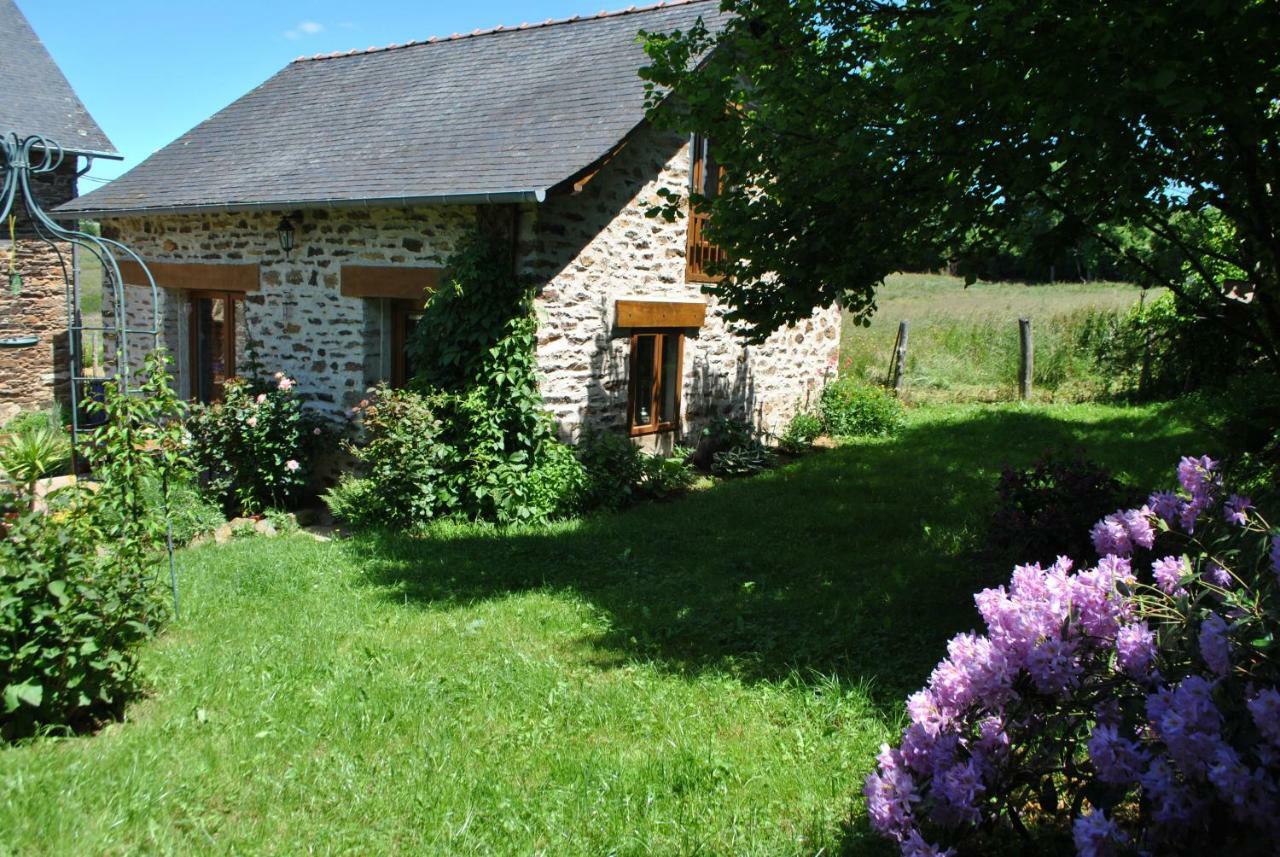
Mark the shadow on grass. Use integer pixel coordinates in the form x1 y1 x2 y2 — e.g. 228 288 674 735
349 404 1207 711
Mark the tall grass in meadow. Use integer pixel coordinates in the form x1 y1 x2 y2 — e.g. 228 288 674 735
841 274 1154 403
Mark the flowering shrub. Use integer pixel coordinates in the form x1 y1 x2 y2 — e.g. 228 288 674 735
866 455 1280 855
189 372 329 514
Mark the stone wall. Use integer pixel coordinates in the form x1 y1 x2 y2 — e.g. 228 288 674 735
101 122 840 441
0 162 77 424
104 206 475 416
527 123 841 442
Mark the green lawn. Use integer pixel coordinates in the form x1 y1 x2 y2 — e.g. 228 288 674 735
842 273 1160 403
0 402 1212 855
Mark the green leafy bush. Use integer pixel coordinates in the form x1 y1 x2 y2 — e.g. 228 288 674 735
0 508 163 740
778 411 824 453
189 373 330 514
819 379 904 438
577 430 647 511
640 446 697 498
321 474 379 528
2 351 186 740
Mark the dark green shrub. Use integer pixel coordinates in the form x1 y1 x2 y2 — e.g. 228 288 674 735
578 430 646 511
0 508 163 740
778 411 823 453
335 386 456 528
819 379 904 438
150 477 224 546
989 455 1132 565
329 385 587 528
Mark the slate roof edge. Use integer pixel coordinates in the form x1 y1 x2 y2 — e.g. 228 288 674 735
292 0 717 64
55 188 549 219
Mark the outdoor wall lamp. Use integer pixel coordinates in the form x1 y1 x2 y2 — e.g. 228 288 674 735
276 211 302 255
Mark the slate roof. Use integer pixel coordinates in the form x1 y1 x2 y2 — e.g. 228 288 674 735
63 0 728 217
0 0 117 157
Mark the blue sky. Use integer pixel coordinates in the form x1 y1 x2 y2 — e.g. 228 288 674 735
23 0 604 184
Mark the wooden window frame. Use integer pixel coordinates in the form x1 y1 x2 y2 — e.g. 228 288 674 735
389 299 423 389
627 329 684 437
686 134 727 284
187 290 243 403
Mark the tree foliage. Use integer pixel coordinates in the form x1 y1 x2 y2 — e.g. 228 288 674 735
640 0 1280 365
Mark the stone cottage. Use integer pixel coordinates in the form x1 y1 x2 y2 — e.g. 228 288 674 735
61 0 841 444
0 0 118 423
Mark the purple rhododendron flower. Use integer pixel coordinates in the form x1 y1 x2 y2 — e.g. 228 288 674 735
1199 614 1232 677
901 830 956 857
1027 636 1081 695
1141 757 1202 832
1224 495 1253 525
1091 515 1130 557
1148 490 1182 525
1151 556 1188 595
1147 676 1225 777
1249 689 1280 748
1073 809 1126 857
864 764 919 838
1088 723 1145 785
1115 622 1156 676
1205 561 1234 589
1177 455 1219 499
931 758 985 827
1090 509 1154 558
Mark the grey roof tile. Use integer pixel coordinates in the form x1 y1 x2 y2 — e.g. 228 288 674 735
0 0 116 157
62 0 727 216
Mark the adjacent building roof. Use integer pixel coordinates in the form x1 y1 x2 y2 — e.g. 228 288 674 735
0 0 117 158
62 0 728 218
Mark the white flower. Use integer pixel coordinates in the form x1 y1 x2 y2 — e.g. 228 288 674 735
285 459 300 472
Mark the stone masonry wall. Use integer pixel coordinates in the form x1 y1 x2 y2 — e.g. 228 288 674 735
527 123 842 443
102 123 840 442
103 206 475 417
0 162 77 424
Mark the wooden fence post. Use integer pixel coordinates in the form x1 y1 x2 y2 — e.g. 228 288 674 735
1018 317 1033 401
889 320 909 393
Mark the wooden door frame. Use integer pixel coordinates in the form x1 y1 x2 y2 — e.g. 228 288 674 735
187 290 242 403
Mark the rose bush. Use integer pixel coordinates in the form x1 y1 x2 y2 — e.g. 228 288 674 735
866 455 1280 856
189 372 330 514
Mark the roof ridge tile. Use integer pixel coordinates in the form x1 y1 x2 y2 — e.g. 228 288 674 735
294 0 714 63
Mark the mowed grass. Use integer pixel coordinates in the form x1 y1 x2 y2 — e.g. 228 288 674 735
0 403 1212 855
842 273 1159 403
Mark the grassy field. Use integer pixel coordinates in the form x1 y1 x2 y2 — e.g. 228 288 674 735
842 273 1158 403
0 402 1213 855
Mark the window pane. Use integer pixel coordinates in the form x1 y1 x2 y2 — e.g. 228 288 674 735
659 334 680 423
632 335 655 426
194 296 229 403
703 138 720 201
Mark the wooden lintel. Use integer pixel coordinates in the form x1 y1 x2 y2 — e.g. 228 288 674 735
340 265 442 301
118 260 260 292
616 299 707 329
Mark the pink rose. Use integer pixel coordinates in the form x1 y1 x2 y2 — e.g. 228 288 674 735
246 416 258 428
313 427 322 436
256 393 267 404
285 459 300 472
278 377 295 392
